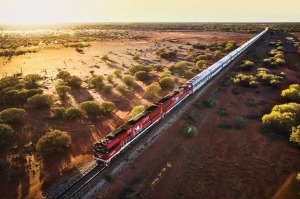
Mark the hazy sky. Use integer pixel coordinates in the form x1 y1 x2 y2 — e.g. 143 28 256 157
0 0 299 25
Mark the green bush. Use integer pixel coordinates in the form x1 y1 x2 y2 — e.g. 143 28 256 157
281 84 300 103
0 124 15 150
184 125 197 138
57 71 71 81
128 64 150 75
122 75 135 87
145 82 161 99
100 101 116 112
101 54 109 62
113 69 123 78
134 71 149 81
89 75 105 89
232 117 246 129
160 71 172 79
0 108 26 123
51 107 66 118
67 75 82 88
290 125 300 145
0 76 20 91
196 60 206 69
159 77 175 89
23 74 43 89
56 85 71 98
27 94 55 107
64 107 83 120
169 61 189 77
130 105 145 118
80 101 102 117
36 130 71 156
116 85 132 97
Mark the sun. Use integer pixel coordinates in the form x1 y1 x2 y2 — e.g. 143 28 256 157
3 0 68 25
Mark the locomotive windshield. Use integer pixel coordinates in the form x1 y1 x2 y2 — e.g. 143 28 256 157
94 143 109 154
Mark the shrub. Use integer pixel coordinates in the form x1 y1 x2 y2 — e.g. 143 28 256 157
67 75 82 88
0 76 20 91
184 125 197 138
80 101 102 117
57 71 71 81
145 82 161 99
128 64 150 75
36 130 71 156
107 74 114 83
160 71 172 79
196 60 206 69
122 75 135 87
150 64 163 71
100 101 116 112
51 107 65 118
290 125 300 145
116 85 132 97
130 105 145 118
101 55 109 62
281 84 300 102
214 50 222 58
0 108 26 123
56 85 71 98
132 54 140 60
169 61 189 77
232 117 246 129
196 55 208 61
27 94 55 108
0 124 15 150
23 74 43 88
112 69 122 78
262 103 300 134
89 75 104 89
64 107 83 120
135 71 149 81
159 77 175 89
238 60 255 71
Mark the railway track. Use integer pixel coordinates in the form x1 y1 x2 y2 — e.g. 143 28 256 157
54 164 105 199
48 32 267 199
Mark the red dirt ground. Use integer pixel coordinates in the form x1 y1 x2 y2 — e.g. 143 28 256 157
94 32 300 199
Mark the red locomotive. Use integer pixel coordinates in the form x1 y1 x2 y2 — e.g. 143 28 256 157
93 84 192 165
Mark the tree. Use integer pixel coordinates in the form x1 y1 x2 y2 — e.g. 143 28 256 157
67 75 82 88
184 125 197 138
145 82 161 98
57 71 71 81
123 75 135 87
196 60 207 69
89 75 104 89
232 117 246 129
281 84 300 103
27 94 55 108
0 108 26 123
0 124 15 150
169 61 189 77
116 85 132 97
51 107 66 118
135 71 149 81
0 76 19 91
100 101 116 112
214 50 222 58
80 101 102 117
56 85 71 99
290 125 300 145
36 130 71 156
130 105 145 118
23 74 43 88
64 107 83 120
159 77 175 89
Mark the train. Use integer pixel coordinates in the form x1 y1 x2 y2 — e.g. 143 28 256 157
93 27 269 165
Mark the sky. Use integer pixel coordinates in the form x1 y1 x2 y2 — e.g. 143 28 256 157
0 0 299 25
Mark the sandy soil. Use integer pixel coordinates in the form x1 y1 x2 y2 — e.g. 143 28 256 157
93 32 300 199
0 30 253 199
